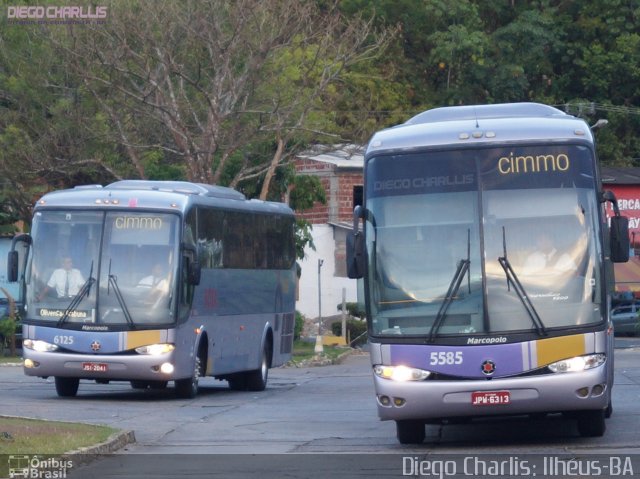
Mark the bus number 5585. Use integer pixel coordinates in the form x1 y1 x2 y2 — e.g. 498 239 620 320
429 351 463 366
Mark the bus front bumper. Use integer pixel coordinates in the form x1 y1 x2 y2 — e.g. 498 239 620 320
22 349 183 382
373 365 610 422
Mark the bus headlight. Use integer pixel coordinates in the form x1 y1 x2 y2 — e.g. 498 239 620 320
22 339 59 352
374 365 430 381
548 354 606 373
135 344 175 355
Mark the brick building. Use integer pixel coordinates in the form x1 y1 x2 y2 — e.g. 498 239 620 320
293 145 364 319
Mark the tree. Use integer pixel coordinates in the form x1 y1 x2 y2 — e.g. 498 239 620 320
65 0 390 196
0 22 122 227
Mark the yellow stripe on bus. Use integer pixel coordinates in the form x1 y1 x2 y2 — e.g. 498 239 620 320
126 330 163 349
535 334 586 367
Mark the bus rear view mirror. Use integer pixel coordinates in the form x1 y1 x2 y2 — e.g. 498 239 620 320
610 215 630 263
347 232 364 279
7 251 18 282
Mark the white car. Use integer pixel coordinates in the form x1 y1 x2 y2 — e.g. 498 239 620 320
611 303 640 336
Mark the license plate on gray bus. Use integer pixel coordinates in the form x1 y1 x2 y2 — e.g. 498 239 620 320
471 391 510 406
82 362 108 372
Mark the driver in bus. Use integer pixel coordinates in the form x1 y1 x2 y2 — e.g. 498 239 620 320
137 263 170 307
38 256 85 300
522 232 576 275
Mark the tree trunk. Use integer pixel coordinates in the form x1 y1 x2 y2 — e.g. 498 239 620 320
259 135 285 200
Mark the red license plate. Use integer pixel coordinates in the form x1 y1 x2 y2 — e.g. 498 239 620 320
82 362 108 372
471 390 510 406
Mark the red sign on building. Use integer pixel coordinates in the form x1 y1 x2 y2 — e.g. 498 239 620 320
603 169 640 297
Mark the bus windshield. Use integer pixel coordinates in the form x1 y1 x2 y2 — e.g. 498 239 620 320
365 144 602 338
27 211 180 327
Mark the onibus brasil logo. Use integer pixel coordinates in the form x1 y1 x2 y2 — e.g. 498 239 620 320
8 455 73 479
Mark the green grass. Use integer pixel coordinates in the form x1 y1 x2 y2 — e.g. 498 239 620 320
0 416 117 477
0 356 22 364
290 339 351 364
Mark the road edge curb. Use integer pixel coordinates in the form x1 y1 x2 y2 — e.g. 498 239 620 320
64 429 136 465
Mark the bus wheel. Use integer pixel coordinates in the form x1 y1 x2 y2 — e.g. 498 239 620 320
55 377 79 397
245 343 271 392
175 356 201 399
577 410 606 437
396 420 425 444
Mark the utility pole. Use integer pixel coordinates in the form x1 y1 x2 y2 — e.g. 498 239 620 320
314 259 324 354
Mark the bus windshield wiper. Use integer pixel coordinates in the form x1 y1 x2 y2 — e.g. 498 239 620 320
427 229 471 343
106 259 135 328
57 262 95 327
498 227 547 336
108 274 135 329
427 259 470 342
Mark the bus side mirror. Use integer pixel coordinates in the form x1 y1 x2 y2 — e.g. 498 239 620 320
346 232 364 279
346 206 365 279
610 215 630 263
7 251 18 282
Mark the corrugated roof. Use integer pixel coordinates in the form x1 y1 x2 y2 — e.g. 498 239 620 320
601 167 640 184
298 144 364 169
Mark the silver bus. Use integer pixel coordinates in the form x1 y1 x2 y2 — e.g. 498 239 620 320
346 103 629 443
9 180 296 398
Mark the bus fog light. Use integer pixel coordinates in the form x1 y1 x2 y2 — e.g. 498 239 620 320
378 395 391 406
548 354 606 373
160 362 174 374
591 384 605 396
576 387 589 398
393 397 406 407
24 359 38 368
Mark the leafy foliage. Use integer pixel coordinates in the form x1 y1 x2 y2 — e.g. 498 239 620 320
1 0 640 231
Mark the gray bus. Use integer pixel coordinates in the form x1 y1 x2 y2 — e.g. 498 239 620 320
346 103 629 443
9 180 296 398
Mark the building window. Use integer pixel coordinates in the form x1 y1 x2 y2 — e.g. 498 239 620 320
353 185 363 209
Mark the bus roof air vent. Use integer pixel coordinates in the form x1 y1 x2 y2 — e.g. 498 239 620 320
105 180 246 200
405 103 568 126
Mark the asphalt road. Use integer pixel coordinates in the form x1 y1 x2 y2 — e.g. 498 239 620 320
1 338 639 478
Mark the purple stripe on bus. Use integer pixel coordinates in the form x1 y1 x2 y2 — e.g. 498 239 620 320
389 343 526 379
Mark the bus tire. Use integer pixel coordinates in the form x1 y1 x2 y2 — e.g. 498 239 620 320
576 410 606 437
55 377 79 397
175 356 201 399
245 343 271 392
396 420 425 444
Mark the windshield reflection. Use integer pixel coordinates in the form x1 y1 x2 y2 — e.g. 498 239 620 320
365 146 602 338
28 211 179 327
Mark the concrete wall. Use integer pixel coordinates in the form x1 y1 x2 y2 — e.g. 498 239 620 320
295 224 358 319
